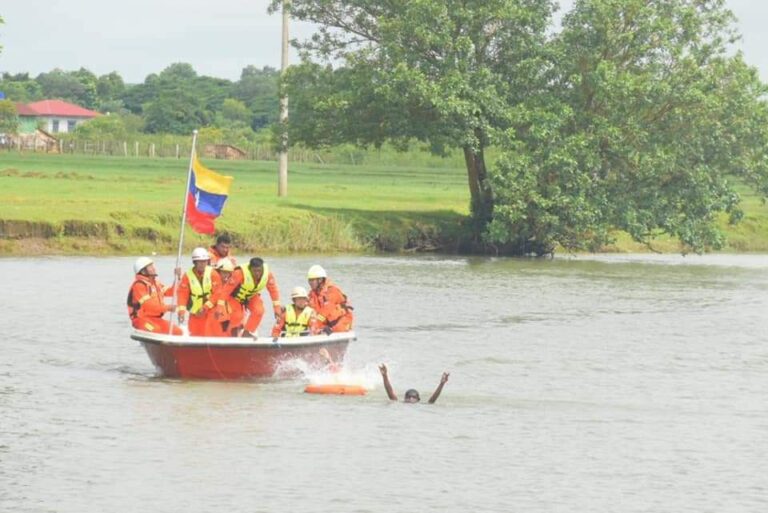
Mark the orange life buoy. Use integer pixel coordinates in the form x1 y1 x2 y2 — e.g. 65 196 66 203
304 383 367 395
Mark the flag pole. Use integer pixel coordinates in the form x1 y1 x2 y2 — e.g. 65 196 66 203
169 129 199 334
277 0 290 197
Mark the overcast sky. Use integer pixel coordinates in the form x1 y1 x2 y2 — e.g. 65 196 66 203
0 0 766 84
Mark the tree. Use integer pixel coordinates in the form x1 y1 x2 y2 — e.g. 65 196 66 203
159 62 198 82
122 63 228 133
220 98 252 124
0 73 42 102
0 99 19 134
196 75 232 115
233 65 279 129
122 73 159 114
96 72 126 112
272 0 555 234
487 0 768 254
144 89 210 134
35 68 98 108
279 0 768 254
73 115 128 140
71 68 98 108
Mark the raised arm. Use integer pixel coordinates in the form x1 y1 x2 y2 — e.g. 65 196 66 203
319 347 340 373
379 364 397 401
428 372 450 404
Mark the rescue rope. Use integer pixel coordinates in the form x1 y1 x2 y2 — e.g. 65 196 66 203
206 341 226 380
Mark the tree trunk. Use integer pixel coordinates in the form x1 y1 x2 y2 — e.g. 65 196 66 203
463 145 494 228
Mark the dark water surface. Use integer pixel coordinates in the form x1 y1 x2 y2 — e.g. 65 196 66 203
1 254 767 512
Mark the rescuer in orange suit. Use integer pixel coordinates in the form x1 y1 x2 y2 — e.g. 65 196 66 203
271 286 321 339
208 233 236 266
220 257 282 337
205 257 241 337
127 257 182 335
176 247 221 336
307 265 354 333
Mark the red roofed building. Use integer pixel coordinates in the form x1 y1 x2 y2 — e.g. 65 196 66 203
15 103 38 116
16 99 100 134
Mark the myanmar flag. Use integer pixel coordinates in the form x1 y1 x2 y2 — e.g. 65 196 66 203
186 156 234 234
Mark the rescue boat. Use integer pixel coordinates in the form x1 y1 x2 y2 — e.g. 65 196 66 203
130 330 355 380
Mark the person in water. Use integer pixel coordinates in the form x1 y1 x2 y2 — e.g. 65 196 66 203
378 364 449 404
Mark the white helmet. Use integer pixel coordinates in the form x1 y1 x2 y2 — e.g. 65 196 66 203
191 247 210 261
216 257 235 272
291 286 309 299
133 256 154 274
307 264 327 280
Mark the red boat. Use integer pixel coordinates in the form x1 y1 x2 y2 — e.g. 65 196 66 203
130 330 356 380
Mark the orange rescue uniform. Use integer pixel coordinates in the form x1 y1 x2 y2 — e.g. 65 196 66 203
207 245 236 267
309 279 354 333
271 304 320 338
176 267 222 336
220 266 281 334
206 271 242 337
127 274 182 335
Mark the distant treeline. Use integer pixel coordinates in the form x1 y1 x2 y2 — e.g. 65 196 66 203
0 63 279 141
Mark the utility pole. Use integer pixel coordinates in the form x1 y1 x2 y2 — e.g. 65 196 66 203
277 0 290 197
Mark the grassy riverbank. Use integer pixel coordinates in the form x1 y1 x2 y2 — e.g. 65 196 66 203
2 152 768 255
0 152 469 255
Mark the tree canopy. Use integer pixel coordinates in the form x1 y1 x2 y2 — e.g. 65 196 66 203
275 0 556 231
277 0 768 254
488 0 768 253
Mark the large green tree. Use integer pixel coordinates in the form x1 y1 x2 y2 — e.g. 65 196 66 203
487 0 768 254
273 0 555 232
278 0 768 254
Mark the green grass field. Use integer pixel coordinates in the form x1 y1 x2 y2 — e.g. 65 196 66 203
0 152 470 255
1 151 767 255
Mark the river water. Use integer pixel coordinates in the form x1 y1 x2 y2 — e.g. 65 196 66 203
1 254 766 512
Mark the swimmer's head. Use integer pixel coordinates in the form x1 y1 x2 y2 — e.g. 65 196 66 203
404 389 420 403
